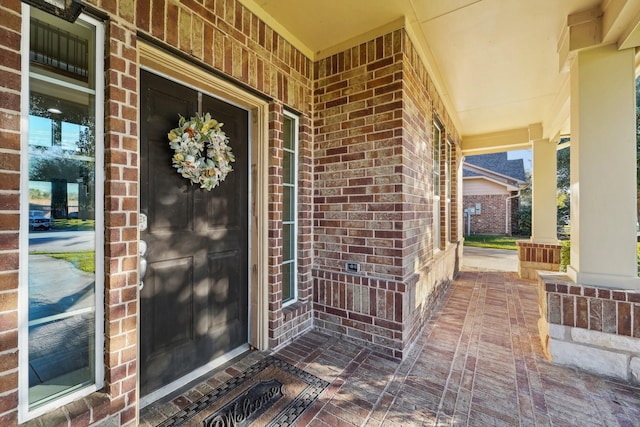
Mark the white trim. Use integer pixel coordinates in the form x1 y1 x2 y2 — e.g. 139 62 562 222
446 139 452 243
462 161 526 186
139 344 250 409
433 121 442 251
91 10 106 402
139 42 270 353
282 110 299 307
18 4 32 422
18 7 105 423
463 175 521 193
137 43 271 415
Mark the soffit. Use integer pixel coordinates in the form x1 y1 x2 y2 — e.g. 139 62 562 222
239 0 630 139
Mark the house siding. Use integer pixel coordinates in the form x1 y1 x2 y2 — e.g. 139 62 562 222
0 1 462 425
463 178 511 196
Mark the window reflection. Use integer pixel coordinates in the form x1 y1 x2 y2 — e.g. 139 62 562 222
27 10 98 408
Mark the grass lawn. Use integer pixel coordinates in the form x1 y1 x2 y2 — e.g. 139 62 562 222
31 251 95 273
52 219 95 231
463 234 527 251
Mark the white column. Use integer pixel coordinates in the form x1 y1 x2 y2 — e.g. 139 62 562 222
531 139 558 244
568 44 639 289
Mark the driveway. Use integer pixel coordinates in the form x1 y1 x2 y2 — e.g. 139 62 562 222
461 246 518 272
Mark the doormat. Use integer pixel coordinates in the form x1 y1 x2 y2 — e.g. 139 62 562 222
157 356 330 426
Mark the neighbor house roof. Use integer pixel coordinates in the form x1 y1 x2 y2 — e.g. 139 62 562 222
463 152 527 191
464 152 526 181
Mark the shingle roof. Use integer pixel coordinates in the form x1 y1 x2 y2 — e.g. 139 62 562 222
463 152 526 182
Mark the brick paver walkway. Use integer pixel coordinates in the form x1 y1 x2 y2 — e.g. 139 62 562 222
141 268 640 426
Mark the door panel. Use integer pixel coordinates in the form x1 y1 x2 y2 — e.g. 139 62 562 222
140 69 249 397
148 257 194 354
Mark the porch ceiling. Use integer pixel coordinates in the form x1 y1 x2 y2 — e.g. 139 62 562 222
239 0 640 147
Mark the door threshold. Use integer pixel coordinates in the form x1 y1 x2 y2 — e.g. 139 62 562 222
139 344 250 409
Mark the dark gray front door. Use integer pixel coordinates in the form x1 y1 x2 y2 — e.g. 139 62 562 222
139 70 249 397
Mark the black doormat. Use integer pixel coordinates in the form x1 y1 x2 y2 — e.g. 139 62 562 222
157 356 329 426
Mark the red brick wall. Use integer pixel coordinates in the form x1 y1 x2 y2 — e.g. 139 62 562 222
0 0 313 425
102 17 140 426
0 2 21 426
517 241 562 279
313 29 462 358
401 31 461 349
539 276 640 337
267 104 314 348
464 194 509 234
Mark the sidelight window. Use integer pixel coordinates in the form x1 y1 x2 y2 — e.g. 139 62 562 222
19 6 104 421
433 121 442 250
282 112 298 305
446 139 452 243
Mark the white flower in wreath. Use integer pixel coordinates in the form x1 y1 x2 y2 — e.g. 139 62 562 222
167 112 235 191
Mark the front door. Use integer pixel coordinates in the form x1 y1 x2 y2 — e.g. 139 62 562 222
139 70 249 397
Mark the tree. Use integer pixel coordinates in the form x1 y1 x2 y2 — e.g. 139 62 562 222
557 144 570 227
636 76 640 216
513 170 532 236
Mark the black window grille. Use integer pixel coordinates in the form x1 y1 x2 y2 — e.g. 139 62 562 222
30 18 88 82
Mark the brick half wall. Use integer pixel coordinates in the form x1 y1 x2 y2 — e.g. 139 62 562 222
517 241 562 280
537 272 640 383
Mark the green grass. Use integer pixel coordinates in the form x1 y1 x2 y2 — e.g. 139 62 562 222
32 251 95 273
463 234 527 251
52 219 95 231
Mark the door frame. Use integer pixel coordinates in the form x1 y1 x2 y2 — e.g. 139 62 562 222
137 41 270 401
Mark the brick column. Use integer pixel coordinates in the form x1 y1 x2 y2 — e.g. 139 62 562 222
517 241 562 280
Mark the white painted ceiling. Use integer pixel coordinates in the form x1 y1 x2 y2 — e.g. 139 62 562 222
239 0 640 141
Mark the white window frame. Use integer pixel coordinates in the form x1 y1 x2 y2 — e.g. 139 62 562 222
18 5 105 422
433 121 442 251
446 139 452 243
282 110 298 306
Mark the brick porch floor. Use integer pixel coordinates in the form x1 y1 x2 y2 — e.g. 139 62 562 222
140 267 640 426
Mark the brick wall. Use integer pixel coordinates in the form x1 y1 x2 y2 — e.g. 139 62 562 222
517 241 561 279
313 29 462 358
0 0 313 425
267 104 314 348
464 194 509 234
401 30 462 348
0 2 21 425
102 15 141 427
537 272 640 382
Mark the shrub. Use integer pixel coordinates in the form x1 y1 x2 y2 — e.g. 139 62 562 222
559 240 570 272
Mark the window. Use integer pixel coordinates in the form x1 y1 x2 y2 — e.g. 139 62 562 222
433 121 442 250
20 6 104 421
446 139 452 242
282 112 298 304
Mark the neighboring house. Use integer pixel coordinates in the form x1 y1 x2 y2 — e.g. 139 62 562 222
462 153 527 235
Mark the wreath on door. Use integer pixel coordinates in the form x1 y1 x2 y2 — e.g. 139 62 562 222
167 113 235 191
